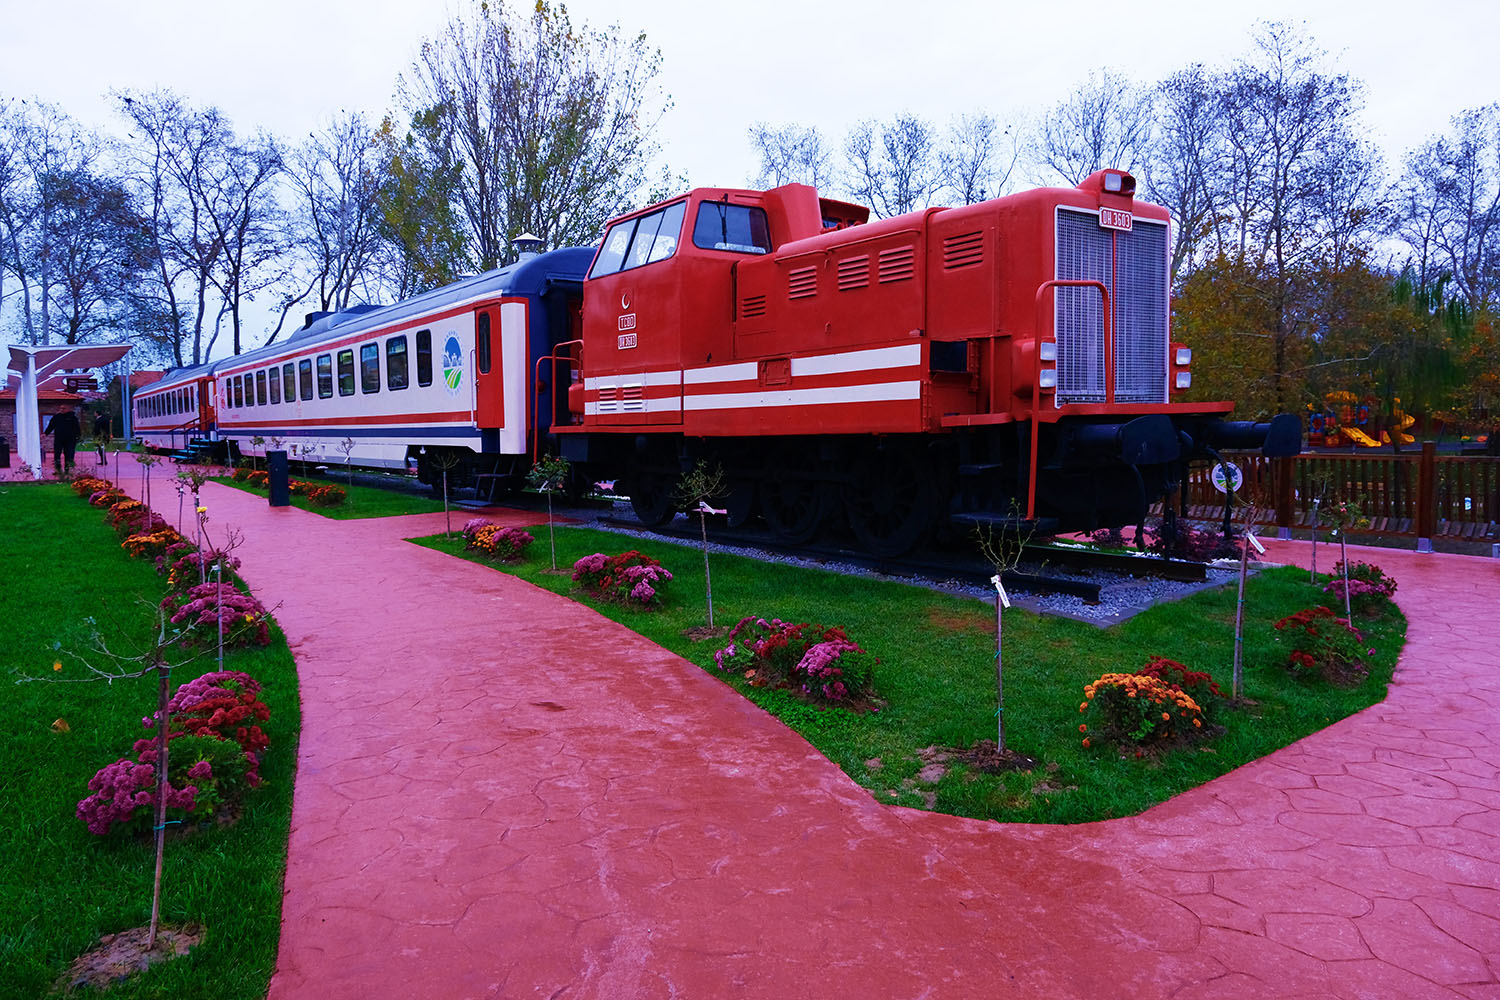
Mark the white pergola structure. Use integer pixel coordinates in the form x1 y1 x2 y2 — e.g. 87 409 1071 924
8 343 134 471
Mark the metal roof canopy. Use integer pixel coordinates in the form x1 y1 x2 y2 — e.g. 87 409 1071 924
8 343 133 472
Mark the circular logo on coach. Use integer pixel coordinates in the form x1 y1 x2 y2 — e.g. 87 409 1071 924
441 335 464 396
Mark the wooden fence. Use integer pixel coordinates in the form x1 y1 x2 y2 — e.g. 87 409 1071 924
1172 444 1499 544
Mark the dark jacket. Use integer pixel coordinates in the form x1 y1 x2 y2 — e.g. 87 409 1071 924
45 410 81 446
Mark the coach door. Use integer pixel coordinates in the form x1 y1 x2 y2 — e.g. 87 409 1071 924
472 302 528 454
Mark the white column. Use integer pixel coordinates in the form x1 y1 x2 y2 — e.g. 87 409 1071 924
16 351 41 471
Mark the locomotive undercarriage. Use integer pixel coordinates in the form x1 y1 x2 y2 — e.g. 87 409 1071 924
559 409 1299 557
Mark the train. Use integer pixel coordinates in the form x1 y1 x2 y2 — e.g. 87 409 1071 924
131 169 1298 554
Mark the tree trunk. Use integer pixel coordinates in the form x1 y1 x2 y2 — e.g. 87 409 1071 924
147 657 170 950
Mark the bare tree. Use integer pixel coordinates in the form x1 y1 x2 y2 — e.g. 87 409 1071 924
1148 64 1228 278
281 113 384 319
45 168 151 344
940 113 1020 205
399 0 668 270
844 114 940 218
1032 69 1154 187
204 131 282 355
747 122 834 189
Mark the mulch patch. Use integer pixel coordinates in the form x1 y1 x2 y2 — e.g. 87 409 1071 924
683 625 733 642
53 923 204 994
947 740 1039 775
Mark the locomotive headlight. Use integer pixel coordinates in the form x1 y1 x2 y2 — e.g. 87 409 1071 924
1039 341 1057 363
1175 372 1192 389
1039 369 1058 389
1175 347 1192 366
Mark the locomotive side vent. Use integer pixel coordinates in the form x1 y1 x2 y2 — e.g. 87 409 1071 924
837 255 871 291
740 294 767 318
1054 210 1168 406
878 245 915 283
788 265 818 300
597 385 619 413
620 383 646 412
942 231 984 270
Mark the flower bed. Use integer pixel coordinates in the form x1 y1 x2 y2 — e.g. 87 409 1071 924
1274 606 1373 685
464 519 534 561
160 582 272 646
572 550 673 607
1078 671 1205 749
1324 561 1398 615
713 616 877 707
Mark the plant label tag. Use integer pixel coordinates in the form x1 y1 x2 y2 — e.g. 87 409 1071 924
991 574 1011 609
1246 531 1265 554
697 501 727 515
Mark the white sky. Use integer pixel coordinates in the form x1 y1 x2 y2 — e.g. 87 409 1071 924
2 0 1497 353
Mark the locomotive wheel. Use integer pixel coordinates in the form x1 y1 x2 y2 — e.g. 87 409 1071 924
843 448 938 557
759 472 829 544
625 469 676 527
724 478 756 528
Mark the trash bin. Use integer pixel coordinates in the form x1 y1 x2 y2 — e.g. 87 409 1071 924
0 435 9 469
267 450 290 507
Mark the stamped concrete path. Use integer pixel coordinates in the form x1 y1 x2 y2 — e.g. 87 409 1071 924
171 482 1498 998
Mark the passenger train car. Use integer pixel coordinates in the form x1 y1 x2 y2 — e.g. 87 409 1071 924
131 363 216 453
133 171 1296 555
203 249 591 487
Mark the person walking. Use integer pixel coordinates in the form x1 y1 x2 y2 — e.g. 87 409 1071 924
45 405 82 476
93 410 111 462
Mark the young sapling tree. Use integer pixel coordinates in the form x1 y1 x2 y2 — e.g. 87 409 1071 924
337 437 357 501
974 515 1034 754
526 453 571 570
675 460 729 628
428 449 462 535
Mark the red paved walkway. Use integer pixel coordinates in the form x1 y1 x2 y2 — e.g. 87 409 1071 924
136 481 1500 997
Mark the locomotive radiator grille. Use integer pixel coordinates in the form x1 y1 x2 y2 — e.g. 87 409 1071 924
1054 209 1169 405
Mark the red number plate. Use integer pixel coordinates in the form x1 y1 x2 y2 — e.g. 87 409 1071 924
1099 208 1133 231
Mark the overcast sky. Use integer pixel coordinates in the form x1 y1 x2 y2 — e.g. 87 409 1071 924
2 0 1498 355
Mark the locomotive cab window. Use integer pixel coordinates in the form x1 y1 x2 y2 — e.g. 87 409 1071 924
416 330 432 386
317 355 333 399
360 343 380 393
338 350 356 396
299 359 314 400
387 336 408 390
692 202 771 255
588 200 686 278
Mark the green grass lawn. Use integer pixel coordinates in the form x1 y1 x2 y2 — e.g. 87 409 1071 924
416 524 1406 824
212 472 447 519
0 482 299 998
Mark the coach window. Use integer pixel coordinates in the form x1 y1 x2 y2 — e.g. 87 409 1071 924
387 336 408 390
269 368 281 405
299 359 314 400
233 377 244 409
317 354 333 399
282 363 295 403
477 313 491 373
360 343 380 393
337 349 355 396
416 330 432 386
256 370 268 406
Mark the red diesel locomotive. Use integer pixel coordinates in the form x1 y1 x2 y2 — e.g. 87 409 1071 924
552 169 1296 553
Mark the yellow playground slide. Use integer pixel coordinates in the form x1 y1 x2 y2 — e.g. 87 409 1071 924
1340 426 1382 447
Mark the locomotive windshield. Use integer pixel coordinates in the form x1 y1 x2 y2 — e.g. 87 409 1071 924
692 202 770 254
589 200 686 278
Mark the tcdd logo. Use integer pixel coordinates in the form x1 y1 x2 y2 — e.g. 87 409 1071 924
442 335 463 396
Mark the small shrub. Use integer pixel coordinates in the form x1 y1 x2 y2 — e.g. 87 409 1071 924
572 551 673 607
246 469 269 488
122 526 184 561
1134 655 1226 723
230 465 252 482
1088 527 1128 549
133 734 255 824
71 475 112 498
462 517 494 540
306 484 346 507
467 523 534 561
713 616 877 707
76 756 198 838
137 670 270 785
1324 561 1397 614
161 582 272 646
1079 673 1205 748
161 548 241 593
1144 520 1245 562
89 487 126 507
1273 606 1373 685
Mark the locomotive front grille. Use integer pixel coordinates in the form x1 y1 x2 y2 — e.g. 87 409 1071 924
1054 209 1168 405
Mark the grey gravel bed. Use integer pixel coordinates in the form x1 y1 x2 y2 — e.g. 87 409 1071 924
579 501 1257 628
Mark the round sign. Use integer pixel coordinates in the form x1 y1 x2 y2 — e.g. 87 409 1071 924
1210 462 1243 494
